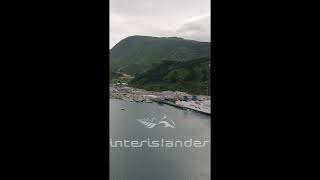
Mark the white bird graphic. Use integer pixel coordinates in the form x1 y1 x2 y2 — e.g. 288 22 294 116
137 119 158 128
137 114 175 128
160 114 175 128
158 120 175 128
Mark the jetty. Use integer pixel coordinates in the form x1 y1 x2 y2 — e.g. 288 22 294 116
109 84 211 115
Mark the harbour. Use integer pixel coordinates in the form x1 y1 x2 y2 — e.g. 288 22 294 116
110 98 211 180
110 84 211 115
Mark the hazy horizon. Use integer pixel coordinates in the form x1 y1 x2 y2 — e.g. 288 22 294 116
110 35 211 48
110 0 211 48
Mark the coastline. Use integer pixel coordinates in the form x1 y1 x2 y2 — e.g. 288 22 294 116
110 84 211 115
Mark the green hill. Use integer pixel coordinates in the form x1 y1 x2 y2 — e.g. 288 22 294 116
129 57 212 95
110 35 211 76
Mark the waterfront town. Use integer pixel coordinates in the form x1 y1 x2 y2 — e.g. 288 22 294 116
110 83 211 115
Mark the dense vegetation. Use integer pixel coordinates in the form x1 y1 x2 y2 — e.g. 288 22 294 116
110 72 134 84
110 35 211 75
129 57 211 95
110 35 212 95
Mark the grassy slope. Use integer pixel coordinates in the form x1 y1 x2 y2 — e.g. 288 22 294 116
110 35 211 76
129 57 212 95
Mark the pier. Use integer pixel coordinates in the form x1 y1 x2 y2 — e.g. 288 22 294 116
110 84 211 115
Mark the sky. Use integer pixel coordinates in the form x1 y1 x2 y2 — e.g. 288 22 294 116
110 0 211 48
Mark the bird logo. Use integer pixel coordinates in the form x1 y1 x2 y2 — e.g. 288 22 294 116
137 114 175 128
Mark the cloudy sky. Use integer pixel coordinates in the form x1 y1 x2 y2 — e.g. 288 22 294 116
110 0 211 48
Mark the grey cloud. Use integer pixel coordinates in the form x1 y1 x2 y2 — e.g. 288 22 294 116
110 0 211 48
176 16 211 42
111 0 209 15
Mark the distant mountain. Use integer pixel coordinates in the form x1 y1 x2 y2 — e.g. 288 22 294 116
110 35 211 76
129 57 212 95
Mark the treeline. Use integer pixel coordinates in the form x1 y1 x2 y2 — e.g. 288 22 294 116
130 57 211 95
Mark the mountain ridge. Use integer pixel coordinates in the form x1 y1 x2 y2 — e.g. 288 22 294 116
110 35 211 76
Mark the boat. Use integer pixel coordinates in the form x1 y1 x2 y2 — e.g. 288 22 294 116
120 108 126 110
145 99 152 103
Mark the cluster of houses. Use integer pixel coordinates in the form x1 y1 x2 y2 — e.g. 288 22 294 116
112 82 128 86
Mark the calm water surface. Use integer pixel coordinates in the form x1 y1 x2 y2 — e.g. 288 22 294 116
110 99 211 180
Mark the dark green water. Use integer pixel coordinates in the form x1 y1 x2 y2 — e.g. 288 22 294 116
110 99 211 180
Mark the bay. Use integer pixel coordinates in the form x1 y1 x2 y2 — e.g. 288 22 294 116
110 99 211 180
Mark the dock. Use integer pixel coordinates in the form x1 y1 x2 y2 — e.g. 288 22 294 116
110 84 211 115
153 99 210 115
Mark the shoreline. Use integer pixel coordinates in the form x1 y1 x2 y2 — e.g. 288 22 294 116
110 84 211 115
110 85 210 101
